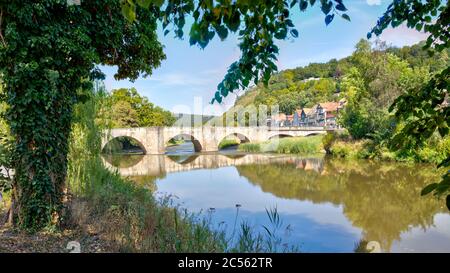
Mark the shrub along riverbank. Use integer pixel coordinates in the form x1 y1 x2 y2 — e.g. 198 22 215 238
239 135 324 155
322 131 450 164
218 139 240 150
237 131 448 165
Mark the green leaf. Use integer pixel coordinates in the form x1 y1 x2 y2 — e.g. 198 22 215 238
217 26 229 40
421 183 438 196
121 2 136 22
151 0 164 8
136 0 152 9
325 14 334 26
342 14 350 22
335 3 347 12
299 0 308 11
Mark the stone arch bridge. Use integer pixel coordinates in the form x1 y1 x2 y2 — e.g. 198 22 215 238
102 126 331 154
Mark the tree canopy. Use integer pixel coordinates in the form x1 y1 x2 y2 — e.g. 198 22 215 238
107 88 175 128
0 0 166 229
122 0 353 103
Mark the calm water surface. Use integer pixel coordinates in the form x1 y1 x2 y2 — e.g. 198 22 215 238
103 148 450 253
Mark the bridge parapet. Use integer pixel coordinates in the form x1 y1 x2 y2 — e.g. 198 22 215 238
102 126 331 155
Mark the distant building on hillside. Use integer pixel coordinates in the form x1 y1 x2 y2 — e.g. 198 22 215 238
269 99 346 128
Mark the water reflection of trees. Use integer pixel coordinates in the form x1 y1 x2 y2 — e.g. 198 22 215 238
102 154 144 168
236 159 446 252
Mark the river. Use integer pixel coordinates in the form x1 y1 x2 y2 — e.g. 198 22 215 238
103 143 450 253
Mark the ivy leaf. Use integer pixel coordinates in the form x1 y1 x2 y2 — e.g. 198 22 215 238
290 29 299 38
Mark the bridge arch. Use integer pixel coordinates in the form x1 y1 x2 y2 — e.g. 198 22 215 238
218 132 251 150
102 136 147 155
305 133 322 137
165 133 203 153
268 133 294 140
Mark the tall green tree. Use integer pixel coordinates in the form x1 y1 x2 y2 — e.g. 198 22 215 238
367 0 449 209
339 40 425 140
108 88 175 127
0 1 165 229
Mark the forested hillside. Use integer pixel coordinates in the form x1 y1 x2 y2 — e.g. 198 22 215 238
234 39 449 118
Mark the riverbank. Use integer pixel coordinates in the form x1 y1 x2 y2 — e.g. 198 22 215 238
239 135 324 155
324 133 450 164
0 163 279 253
236 132 449 165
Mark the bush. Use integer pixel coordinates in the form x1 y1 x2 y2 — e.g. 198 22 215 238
239 143 261 153
322 132 336 154
239 136 324 155
218 139 240 150
330 140 367 159
276 136 323 154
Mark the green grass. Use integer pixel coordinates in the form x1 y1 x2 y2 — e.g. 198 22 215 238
239 135 324 155
218 139 240 150
327 134 450 164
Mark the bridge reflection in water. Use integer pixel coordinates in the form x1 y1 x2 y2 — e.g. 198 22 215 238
102 153 450 252
103 153 325 177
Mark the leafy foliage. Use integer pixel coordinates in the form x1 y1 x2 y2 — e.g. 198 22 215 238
368 0 449 52
107 88 175 128
0 84 13 193
0 0 165 230
124 0 351 103
369 0 450 210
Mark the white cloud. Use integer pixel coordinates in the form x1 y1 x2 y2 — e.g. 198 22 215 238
366 0 381 5
147 72 214 87
378 24 429 47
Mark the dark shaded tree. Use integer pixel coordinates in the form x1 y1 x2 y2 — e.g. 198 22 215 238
0 0 165 229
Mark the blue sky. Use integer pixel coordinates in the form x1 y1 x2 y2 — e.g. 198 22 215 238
100 0 428 115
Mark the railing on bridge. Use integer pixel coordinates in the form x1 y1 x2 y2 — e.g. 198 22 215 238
268 126 342 131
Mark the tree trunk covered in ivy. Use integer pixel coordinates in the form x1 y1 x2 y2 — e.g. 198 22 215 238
2 3 91 229
0 1 164 230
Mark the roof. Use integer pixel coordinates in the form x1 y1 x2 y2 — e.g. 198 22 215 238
319 102 340 112
271 113 287 121
302 107 314 115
